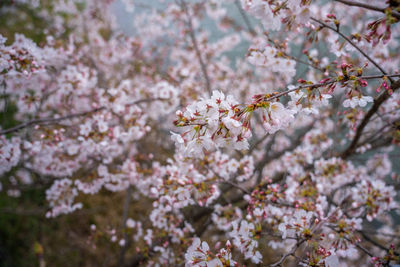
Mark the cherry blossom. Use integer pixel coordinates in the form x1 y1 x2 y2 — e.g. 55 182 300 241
1 0 400 266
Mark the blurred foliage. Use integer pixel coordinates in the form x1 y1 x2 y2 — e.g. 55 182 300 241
0 3 100 266
0 187 42 267
0 181 138 266
0 3 48 44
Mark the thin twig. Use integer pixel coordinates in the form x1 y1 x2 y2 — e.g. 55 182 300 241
289 55 326 73
180 0 212 95
0 98 164 135
118 186 133 267
207 165 250 194
311 17 392 82
334 0 400 20
354 242 375 257
263 73 400 103
234 0 257 35
0 107 106 135
263 32 327 74
220 179 250 194
358 230 400 255
271 239 305 267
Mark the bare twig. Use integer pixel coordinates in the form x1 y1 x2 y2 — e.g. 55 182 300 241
358 230 400 255
249 133 270 153
0 107 106 135
254 125 311 185
289 55 326 73
271 239 305 267
0 98 164 135
341 79 400 158
118 186 133 267
234 0 257 35
311 17 392 81
354 242 375 257
263 32 327 74
180 0 212 95
207 165 250 194
334 0 400 20
220 179 250 194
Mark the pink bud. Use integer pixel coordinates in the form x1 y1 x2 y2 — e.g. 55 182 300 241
358 79 367 87
297 79 306 84
327 14 336 19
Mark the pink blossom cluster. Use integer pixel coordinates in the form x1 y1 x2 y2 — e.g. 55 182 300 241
1 0 400 266
172 91 251 157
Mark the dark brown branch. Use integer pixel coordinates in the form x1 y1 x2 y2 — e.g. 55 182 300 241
207 166 251 194
358 230 400 255
360 230 400 239
334 0 400 20
354 242 375 258
341 79 400 158
0 107 106 135
255 123 314 184
178 74 399 127
249 132 271 153
0 98 164 135
221 179 250 194
270 239 305 267
262 74 400 103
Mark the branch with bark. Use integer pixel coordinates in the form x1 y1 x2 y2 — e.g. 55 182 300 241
334 0 400 20
341 79 400 158
0 98 165 135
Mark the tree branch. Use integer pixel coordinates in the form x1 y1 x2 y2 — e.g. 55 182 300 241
311 17 391 81
0 98 165 135
255 123 313 184
118 186 133 267
234 0 257 35
341 79 400 158
0 107 106 135
180 0 212 95
261 74 400 103
271 239 305 267
358 230 400 255
334 0 400 20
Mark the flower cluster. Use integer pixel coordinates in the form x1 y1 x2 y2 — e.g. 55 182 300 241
0 136 21 176
247 46 296 83
45 178 82 218
351 179 396 221
172 91 250 158
185 238 237 267
240 0 312 30
278 209 315 240
229 220 262 264
1 0 400 266
0 34 46 78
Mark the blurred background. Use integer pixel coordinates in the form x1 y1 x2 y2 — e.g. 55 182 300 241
0 1 252 266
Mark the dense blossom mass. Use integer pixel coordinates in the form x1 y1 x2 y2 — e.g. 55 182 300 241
1 0 400 266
